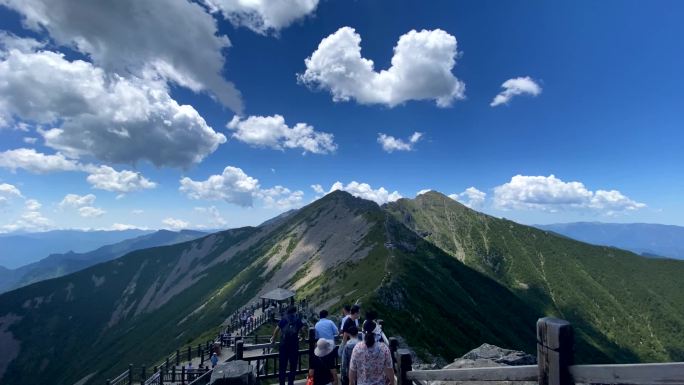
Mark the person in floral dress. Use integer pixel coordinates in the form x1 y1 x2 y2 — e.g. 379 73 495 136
349 321 395 385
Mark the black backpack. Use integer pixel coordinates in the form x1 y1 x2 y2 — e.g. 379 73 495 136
281 316 300 345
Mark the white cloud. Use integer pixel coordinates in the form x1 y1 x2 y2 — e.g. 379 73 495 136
227 115 337 154
311 184 325 194
0 45 226 168
0 148 81 173
78 206 106 218
448 187 487 209
24 199 41 211
59 193 96 209
194 206 227 227
0 183 23 198
1 198 51 232
86 166 156 193
493 175 645 213
109 223 144 231
203 0 318 35
299 27 465 108
162 217 190 230
1 0 242 111
257 186 304 210
180 166 260 207
490 76 542 107
378 132 423 153
328 181 402 205
23 137 37 144
417 189 432 196
131 209 144 215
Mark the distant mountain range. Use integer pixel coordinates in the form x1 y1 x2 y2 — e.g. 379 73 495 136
0 191 683 385
535 222 684 259
0 230 206 293
0 229 154 269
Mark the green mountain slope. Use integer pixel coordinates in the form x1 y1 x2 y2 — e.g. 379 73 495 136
0 230 206 293
0 191 542 385
384 191 684 363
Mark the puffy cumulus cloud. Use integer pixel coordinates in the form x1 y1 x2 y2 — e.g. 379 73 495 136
1 198 51 232
589 190 646 213
203 0 318 35
448 187 487 209
24 199 41 211
378 132 423 153
180 166 260 207
0 183 23 199
327 181 402 205
78 206 106 218
0 148 81 173
227 115 336 154
86 166 156 193
490 76 542 107
310 184 325 194
194 206 227 227
298 27 465 108
1 0 242 111
257 186 304 210
59 193 96 209
0 47 226 168
162 217 190 230
493 175 645 214
181 166 305 210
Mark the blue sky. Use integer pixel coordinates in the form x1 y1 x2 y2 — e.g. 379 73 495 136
0 0 682 232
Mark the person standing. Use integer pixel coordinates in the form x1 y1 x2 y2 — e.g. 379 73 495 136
210 353 219 368
341 305 361 344
270 306 306 385
340 305 351 332
309 338 339 385
349 321 395 385
314 310 338 342
339 325 360 385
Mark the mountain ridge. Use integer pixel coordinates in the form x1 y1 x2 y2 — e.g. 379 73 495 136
0 190 682 385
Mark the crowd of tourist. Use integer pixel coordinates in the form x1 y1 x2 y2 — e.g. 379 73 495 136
270 303 394 385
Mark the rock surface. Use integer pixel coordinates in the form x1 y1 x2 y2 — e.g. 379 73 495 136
210 360 255 385
433 343 536 385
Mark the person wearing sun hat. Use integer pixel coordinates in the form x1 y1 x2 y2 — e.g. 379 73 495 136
309 338 339 385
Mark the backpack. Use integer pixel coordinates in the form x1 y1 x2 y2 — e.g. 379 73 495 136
281 316 300 345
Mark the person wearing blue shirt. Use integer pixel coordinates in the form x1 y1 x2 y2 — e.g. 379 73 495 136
315 309 338 341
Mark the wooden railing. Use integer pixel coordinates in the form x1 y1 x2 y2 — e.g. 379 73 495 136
107 301 274 385
394 317 684 385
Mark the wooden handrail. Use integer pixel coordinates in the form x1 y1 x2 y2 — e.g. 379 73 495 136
570 362 684 384
407 366 538 382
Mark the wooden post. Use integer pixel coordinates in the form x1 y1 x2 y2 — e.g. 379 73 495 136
187 346 192 362
128 364 133 384
159 367 164 385
537 317 573 385
254 333 258 344
237 340 244 360
389 338 399 371
166 357 170 371
141 365 146 382
397 349 412 385
181 366 186 385
308 327 316 363
106 380 111 385
201 347 205 364
197 344 201 358
176 349 181 366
